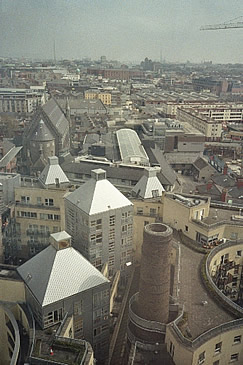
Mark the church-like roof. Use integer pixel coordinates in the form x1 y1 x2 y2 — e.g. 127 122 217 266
30 120 54 141
42 98 69 136
65 168 133 215
17 239 109 307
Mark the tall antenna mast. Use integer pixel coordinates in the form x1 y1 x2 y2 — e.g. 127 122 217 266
53 40 56 65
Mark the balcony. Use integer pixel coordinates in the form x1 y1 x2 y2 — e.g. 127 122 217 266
26 230 50 237
16 202 60 211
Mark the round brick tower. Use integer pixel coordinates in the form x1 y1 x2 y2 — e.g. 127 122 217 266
137 223 173 324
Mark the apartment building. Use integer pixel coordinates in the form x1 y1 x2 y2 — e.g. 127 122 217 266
177 107 222 141
194 105 243 124
0 87 47 113
87 68 144 80
14 157 69 259
127 223 243 365
84 89 112 106
17 231 110 363
65 169 133 277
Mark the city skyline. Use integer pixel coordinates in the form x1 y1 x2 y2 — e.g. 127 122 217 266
0 0 242 63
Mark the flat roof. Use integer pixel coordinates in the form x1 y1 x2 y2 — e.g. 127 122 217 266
178 242 234 340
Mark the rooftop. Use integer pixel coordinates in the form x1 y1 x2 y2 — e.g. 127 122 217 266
39 156 70 187
116 128 149 163
17 240 109 307
178 238 234 340
65 168 133 215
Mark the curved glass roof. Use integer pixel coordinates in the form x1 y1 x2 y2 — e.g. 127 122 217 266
116 129 149 162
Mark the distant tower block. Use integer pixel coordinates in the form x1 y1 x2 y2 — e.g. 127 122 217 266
138 223 173 324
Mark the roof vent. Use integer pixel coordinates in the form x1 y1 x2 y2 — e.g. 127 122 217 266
91 168 106 181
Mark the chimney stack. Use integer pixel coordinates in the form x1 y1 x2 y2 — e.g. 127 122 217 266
137 223 173 324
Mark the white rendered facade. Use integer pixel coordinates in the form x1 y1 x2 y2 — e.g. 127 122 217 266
65 169 133 276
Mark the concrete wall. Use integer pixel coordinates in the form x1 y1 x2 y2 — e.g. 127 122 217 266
166 324 243 365
0 278 25 302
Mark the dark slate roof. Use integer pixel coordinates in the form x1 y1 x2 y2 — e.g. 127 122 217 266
0 146 22 168
149 147 177 185
42 98 69 136
228 186 243 199
211 174 235 188
193 157 209 171
30 120 54 141
196 184 222 196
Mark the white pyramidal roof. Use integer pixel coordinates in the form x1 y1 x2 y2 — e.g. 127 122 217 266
39 156 69 187
65 168 133 215
17 236 109 307
132 167 165 199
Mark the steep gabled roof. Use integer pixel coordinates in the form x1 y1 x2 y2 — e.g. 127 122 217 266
42 98 69 136
39 156 69 187
65 168 133 215
132 167 165 199
30 120 54 141
17 244 109 307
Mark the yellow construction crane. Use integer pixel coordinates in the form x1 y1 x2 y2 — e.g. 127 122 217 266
200 16 243 30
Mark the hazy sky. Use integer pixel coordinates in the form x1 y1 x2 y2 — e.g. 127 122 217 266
0 0 242 63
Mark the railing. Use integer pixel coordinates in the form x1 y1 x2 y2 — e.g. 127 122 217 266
3 306 20 365
172 317 243 349
192 218 243 230
205 240 243 316
171 305 243 348
15 202 60 211
171 240 243 348
129 293 166 333
55 312 68 338
127 325 164 351
26 230 50 237
27 304 36 358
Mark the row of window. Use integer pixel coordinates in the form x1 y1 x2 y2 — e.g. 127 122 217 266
137 207 158 216
21 196 54 206
17 211 60 221
198 336 241 364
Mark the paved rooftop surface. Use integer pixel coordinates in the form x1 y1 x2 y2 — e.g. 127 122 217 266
179 243 234 339
202 207 239 225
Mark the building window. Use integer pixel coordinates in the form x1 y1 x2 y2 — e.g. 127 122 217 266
233 335 241 344
152 189 159 198
150 208 157 216
144 221 149 226
231 232 238 240
230 353 239 362
236 250 241 257
93 327 101 337
21 196 30 203
45 198 54 206
109 215 115 226
185 225 189 232
198 351 205 364
21 211 37 218
215 342 222 354
213 361 219 365
37 197 42 205
74 300 83 316
137 207 143 215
